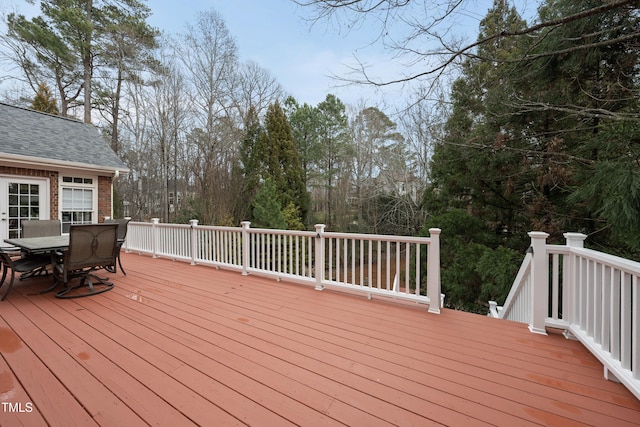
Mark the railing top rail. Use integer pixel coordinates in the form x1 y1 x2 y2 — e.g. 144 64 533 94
545 244 570 255
246 227 316 237
130 221 153 227
322 231 431 244
570 246 640 275
194 224 242 232
130 221 242 233
545 243 640 275
155 223 191 230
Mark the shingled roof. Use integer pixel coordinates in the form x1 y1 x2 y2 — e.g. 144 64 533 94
0 102 128 173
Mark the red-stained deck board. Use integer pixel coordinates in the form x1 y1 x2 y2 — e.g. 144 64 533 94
0 307 102 427
87 300 372 427
68 296 331 427
123 268 499 425
0 348 48 427
122 263 637 424
116 276 522 426
0 252 639 426
109 273 452 426
8 291 203 427
105 279 485 427
164 268 639 425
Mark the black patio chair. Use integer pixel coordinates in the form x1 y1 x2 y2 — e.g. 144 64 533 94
53 223 119 299
0 247 51 301
104 218 130 275
22 219 62 238
19 219 62 280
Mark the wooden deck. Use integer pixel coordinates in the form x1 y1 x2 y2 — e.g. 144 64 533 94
1 253 639 426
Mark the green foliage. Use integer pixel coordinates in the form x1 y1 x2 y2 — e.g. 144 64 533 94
423 0 640 312
172 197 202 225
7 0 157 120
284 96 323 181
239 106 264 220
421 209 522 313
315 94 353 227
282 202 304 231
252 178 287 229
421 210 488 312
261 100 310 223
476 246 522 305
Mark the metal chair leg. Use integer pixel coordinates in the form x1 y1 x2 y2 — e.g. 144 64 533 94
117 252 126 276
1 266 16 301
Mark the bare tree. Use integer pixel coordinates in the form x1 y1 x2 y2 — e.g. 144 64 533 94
178 9 238 133
176 9 240 224
232 60 286 124
396 88 448 186
295 0 639 111
349 102 404 231
146 47 190 223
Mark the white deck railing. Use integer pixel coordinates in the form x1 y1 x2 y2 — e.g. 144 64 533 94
124 219 443 313
489 232 640 400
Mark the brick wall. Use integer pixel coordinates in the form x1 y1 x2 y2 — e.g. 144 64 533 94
98 175 113 222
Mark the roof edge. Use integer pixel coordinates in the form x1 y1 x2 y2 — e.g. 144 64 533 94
0 102 85 125
0 153 130 175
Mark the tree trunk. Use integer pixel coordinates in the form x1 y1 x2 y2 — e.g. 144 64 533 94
83 0 93 123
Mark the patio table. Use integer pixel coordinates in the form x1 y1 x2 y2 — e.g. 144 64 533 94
4 235 70 254
4 235 70 294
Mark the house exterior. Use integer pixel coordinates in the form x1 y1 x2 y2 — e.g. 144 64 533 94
0 102 128 240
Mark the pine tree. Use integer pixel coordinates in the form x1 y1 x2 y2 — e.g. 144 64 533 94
252 178 287 229
261 100 309 225
239 106 264 220
423 0 640 311
31 82 59 114
316 94 352 227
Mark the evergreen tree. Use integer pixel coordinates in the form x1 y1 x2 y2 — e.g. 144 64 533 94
351 106 405 232
239 106 265 220
260 100 309 225
6 0 157 122
284 96 322 183
316 94 352 227
252 178 287 229
424 0 640 310
31 82 59 114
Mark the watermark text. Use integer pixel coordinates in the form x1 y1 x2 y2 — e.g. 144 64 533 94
1 402 34 413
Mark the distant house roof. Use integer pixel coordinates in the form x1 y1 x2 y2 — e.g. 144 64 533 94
0 102 129 174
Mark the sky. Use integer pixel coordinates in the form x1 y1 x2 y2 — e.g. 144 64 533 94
0 0 538 110
145 0 425 108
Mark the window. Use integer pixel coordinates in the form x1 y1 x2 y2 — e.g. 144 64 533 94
61 176 96 233
62 176 93 185
7 181 41 238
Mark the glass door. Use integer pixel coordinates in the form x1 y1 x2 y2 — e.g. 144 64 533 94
0 177 50 242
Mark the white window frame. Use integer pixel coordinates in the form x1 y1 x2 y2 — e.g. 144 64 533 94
0 175 50 241
59 175 98 233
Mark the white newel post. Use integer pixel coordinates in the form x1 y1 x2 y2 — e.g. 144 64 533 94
189 219 199 265
563 232 587 331
427 228 442 314
151 218 160 258
241 221 251 276
529 231 550 335
314 224 326 291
